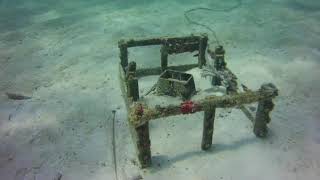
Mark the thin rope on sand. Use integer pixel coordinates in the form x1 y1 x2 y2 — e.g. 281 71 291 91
110 110 118 180
184 0 243 46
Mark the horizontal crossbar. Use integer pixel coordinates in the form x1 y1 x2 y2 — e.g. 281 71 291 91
119 35 203 48
129 87 278 127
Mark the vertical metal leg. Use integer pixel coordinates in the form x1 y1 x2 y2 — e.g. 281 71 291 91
127 61 139 102
201 107 216 150
128 67 151 168
135 123 152 168
198 35 208 69
254 99 274 138
127 78 139 102
119 41 128 69
254 83 277 138
161 45 168 72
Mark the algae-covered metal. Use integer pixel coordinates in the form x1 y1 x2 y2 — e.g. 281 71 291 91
118 34 278 168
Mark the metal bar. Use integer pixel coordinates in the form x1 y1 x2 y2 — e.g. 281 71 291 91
129 87 278 127
122 35 202 48
201 107 216 150
136 64 198 77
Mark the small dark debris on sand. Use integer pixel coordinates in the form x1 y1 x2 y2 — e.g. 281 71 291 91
5 92 31 100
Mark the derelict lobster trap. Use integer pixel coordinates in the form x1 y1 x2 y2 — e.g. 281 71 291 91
118 34 278 168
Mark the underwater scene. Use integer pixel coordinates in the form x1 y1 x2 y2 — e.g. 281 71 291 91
0 0 319 179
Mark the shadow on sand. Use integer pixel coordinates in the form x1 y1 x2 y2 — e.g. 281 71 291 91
149 136 260 171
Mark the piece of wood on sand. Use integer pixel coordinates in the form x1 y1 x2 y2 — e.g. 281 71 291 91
5 92 31 100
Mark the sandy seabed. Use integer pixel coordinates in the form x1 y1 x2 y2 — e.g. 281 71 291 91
0 0 320 179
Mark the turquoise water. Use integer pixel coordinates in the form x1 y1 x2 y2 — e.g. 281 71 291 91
0 0 319 180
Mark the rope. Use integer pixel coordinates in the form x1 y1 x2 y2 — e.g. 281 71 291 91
184 0 243 46
111 110 119 180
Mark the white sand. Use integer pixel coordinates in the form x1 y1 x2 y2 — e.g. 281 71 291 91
0 0 319 179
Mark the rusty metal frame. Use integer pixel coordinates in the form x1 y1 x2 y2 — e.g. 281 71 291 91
117 34 278 168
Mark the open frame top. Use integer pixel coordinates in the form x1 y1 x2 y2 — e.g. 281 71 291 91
118 34 208 77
